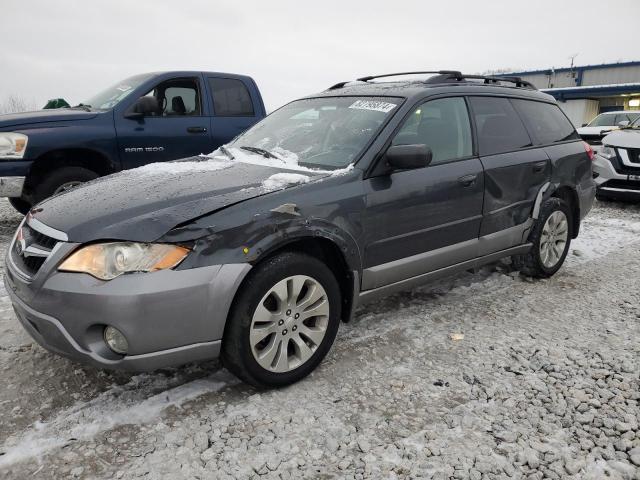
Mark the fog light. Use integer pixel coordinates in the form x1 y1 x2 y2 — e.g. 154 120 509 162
104 326 128 354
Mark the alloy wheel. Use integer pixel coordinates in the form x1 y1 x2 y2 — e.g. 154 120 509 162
539 210 568 268
250 275 330 373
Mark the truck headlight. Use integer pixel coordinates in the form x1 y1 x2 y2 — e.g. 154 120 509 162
0 133 28 159
59 242 190 280
600 145 616 159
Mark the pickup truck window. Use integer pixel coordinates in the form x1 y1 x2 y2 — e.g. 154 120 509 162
229 96 401 169
208 77 254 117
141 78 202 116
83 73 153 110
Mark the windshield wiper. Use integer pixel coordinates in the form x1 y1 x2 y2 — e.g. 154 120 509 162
239 146 280 160
219 145 235 160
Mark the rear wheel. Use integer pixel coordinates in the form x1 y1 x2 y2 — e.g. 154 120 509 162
222 252 341 388
31 166 98 205
514 197 572 278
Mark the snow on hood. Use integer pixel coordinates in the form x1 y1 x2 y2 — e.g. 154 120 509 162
132 156 233 175
262 173 311 191
601 129 640 149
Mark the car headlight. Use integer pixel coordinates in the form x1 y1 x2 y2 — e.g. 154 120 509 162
600 145 616 159
0 133 28 159
58 242 190 280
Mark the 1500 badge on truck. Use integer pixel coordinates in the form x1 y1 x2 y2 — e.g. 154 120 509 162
0 71 266 213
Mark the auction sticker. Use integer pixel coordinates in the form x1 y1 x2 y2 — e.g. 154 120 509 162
348 100 397 113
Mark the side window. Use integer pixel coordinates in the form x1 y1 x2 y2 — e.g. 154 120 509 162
392 97 472 164
469 97 532 156
208 77 254 116
512 99 578 145
140 78 201 116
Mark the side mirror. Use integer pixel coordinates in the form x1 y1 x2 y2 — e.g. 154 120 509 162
617 120 630 127
124 96 159 119
385 144 432 170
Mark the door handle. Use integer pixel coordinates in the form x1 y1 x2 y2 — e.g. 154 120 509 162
187 126 207 133
458 174 477 187
532 161 547 173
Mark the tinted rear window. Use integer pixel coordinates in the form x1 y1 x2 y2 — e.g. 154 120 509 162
469 97 532 156
512 99 578 145
208 77 255 116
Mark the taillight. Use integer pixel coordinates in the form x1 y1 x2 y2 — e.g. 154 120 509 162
583 141 595 161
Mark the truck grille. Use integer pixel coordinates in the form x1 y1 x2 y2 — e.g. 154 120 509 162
10 222 59 279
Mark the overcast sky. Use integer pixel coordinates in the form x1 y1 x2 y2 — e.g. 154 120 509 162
2 0 639 111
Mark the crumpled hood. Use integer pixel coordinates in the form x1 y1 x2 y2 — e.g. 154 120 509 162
32 157 327 242
601 129 640 149
577 126 618 136
0 109 99 129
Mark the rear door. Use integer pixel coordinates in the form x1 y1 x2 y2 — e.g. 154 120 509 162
468 96 550 254
116 76 213 168
361 96 484 290
205 77 262 149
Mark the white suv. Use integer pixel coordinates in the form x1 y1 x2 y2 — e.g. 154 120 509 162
592 116 640 200
578 111 640 152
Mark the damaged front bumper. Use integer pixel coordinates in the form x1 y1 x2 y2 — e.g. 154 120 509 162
4 218 251 371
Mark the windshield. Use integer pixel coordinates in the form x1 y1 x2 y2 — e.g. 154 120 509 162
228 96 403 169
81 73 153 110
588 114 618 127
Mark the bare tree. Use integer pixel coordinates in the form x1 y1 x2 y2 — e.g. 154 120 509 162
0 95 37 114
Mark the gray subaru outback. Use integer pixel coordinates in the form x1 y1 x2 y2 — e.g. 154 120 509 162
4 71 596 388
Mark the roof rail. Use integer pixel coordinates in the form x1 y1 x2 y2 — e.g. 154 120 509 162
327 71 537 90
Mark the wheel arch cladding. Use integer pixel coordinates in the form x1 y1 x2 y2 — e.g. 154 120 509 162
254 235 358 323
549 185 580 238
26 148 116 188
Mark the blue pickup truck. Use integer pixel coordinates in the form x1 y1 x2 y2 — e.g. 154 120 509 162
0 71 266 213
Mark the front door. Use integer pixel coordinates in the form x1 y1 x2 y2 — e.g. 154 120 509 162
361 96 484 290
116 76 213 169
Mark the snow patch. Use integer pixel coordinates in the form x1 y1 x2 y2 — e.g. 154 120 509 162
0 372 234 467
567 216 640 265
262 173 310 191
132 157 232 175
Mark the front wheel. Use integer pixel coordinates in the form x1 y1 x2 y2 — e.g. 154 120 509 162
514 197 572 278
31 166 98 205
222 252 341 388
8 197 31 215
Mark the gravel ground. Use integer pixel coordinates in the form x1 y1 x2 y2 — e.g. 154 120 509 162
0 198 639 479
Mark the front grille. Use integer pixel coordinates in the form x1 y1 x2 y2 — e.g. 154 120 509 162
626 148 640 164
10 222 59 279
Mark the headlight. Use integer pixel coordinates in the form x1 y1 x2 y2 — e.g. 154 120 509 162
0 133 28 159
58 242 190 280
600 145 616 159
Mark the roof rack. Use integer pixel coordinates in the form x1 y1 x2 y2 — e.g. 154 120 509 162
327 71 537 90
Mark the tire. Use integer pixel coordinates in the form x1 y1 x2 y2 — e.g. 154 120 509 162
31 166 98 205
513 197 572 278
222 252 341 388
8 197 31 215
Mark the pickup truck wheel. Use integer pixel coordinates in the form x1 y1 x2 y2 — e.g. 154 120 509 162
8 197 31 215
32 167 98 205
222 252 341 388
514 198 572 278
